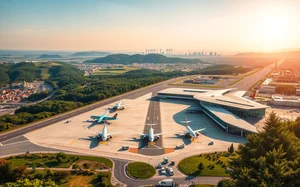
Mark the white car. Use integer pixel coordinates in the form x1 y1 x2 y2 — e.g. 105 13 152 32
168 168 174 176
160 167 166 175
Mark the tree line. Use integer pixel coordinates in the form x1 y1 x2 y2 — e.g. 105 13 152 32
217 112 300 187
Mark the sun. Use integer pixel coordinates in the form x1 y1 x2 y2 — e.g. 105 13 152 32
252 6 291 51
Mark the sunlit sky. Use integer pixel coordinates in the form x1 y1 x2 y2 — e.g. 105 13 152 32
0 0 299 53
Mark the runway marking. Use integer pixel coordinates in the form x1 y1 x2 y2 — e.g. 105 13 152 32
1 135 25 144
0 143 3 146
68 139 78 145
157 117 159 120
2 140 29 147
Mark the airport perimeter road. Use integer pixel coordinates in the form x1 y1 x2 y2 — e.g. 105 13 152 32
0 76 189 143
230 59 285 90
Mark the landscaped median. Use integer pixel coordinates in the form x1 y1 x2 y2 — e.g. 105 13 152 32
127 161 156 179
5 153 113 169
1 152 114 186
178 152 237 177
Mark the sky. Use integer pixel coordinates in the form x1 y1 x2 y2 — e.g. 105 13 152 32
0 0 300 53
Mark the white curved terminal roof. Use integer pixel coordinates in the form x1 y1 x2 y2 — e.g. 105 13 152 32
158 88 268 110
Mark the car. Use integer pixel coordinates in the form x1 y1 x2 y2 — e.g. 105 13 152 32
160 167 166 175
175 144 185 149
170 161 175 166
66 119 71 123
168 168 174 176
122 145 129 150
162 157 168 164
208 140 214 145
156 163 162 169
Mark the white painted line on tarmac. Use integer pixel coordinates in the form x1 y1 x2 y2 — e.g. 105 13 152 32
0 143 3 146
157 117 159 120
2 140 29 147
1 135 24 143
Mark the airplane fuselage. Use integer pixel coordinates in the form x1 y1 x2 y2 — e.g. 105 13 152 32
148 127 155 142
186 125 197 138
99 125 108 141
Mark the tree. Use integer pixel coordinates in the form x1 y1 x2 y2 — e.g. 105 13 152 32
217 179 236 187
3 178 58 187
229 112 300 187
228 143 234 154
56 152 66 163
197 162 204 171
12 166 28 181
0 159 13 183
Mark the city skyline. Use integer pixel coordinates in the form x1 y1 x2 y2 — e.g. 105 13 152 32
1 0 300 53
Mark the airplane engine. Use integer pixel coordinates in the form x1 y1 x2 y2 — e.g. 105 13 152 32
155 136 160 140
110 135 113 139
196 133 200 136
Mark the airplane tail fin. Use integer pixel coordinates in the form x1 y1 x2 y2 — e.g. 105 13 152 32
112 113 118 119
181 117 191 126
249 90 257 99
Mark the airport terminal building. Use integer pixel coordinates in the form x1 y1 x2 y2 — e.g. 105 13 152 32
158 88 268 137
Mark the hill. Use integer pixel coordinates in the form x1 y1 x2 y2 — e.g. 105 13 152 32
84 54 202 64
235 50 300 57
71 51 111 57
0 62 83 86
38 54 63 58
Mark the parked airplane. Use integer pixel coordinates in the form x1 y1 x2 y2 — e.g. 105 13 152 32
180 118 206 139
89 123 120 141
90 111 118 123
113 100 125 110
138 124 164 143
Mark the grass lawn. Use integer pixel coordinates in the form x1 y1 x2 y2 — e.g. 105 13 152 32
92 66 140 75
127 162 155 179
5 153 112 169
178 152 237 176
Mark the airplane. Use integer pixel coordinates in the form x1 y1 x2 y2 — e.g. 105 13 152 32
138 124 164 143
112 100 125 110
88 123 120 142
90 110 118 123
179 118 206 139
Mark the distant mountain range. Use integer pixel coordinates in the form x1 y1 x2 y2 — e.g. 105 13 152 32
71 51 111 57
235 50 300 57
38 54 63 58
84 54 202 64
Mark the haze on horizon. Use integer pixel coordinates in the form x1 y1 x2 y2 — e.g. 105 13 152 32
0 0 299 53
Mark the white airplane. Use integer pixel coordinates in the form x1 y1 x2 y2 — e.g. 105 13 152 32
180 118 206 139
113 100 125 110
138 124 164 143
88 123 120 142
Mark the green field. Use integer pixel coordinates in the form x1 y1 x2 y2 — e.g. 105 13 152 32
127 162 155 179
5 153 113 169
178 152 237 176
92 66 140 75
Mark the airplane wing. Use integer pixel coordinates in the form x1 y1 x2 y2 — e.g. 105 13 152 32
86 131 101 136
154 132 164 136
97 116 104 123
107 132 121 136
193 128 206 133
103 113 118 120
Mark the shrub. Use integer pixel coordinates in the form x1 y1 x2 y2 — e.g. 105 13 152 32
83 163 90 169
